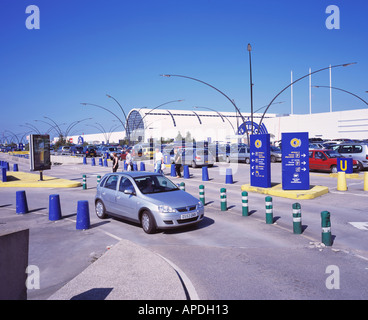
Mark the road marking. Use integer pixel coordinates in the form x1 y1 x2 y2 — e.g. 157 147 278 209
348 222 368 231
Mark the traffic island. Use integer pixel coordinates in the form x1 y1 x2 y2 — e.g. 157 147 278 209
241 183 329 200
0 172 81 188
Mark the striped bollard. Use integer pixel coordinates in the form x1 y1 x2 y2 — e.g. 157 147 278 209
265 196 273 224
242 191 249 216
179 182 185 191
292 203 302 234
97 175 101 185
82 174 87 190
220 188 227 211
321 211 332 246
199 185 205 206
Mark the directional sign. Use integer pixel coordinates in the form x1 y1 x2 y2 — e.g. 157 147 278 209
250 134 271 188
282 132 310 190
337 157 353 174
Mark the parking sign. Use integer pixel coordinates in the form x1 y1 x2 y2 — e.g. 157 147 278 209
282 132 310 190
250 134 271 188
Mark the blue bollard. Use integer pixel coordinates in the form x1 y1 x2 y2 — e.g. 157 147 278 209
140 162 146 171
170 164 176 177
83 156 87 165
124 161 127 171
91 158 96 166
16 190 28 214
225 168 234 184
76 200 90 230
202 166 209 181
103 158 108 167
99 158 103 166
183 165 190 179
1 166 7 182
13 163 18 172
49 194 62 221
133 162 138 171
6 162 9 171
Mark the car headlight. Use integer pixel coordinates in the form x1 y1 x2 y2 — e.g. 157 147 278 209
197 201 204 209
158 205 177 213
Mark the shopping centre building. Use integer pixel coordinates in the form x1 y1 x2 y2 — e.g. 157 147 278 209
67 107 368 145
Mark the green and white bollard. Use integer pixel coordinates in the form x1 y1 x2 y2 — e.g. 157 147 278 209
321 211 332 246
97 175 101 185
199 185 205 206
179 182 185 191
220 187 227 211
242 191 249 216
82 174 87 190
265 196 273 224
292 203 302 234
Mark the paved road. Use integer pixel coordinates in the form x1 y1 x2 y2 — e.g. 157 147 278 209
1 156 367 300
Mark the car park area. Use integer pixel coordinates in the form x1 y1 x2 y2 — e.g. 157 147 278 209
1 151 368 300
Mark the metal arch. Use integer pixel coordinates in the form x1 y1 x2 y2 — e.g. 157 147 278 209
192 111 202 124
166 110 176 127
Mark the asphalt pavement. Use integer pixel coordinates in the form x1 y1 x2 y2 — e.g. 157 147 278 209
1 153 368 300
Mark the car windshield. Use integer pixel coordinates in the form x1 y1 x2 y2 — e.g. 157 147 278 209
134 175 179 194
324 150 340 158
271 146 281 152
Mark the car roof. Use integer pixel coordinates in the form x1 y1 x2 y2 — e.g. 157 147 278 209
106 171 163 178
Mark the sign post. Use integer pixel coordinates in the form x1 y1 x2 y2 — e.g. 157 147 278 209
29 134 51 181
250 134 271 188
282 132 309 190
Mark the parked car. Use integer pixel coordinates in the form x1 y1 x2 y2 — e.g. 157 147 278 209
335 143 368 171
97 146 121 159
180 148 215 167
270 146 282 162
70 145 84 156
309 149 359 173
95 172 204 233
57 146 72 155
225 145 250 164
83 145 97 157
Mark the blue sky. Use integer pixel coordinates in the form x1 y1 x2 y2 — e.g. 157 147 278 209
1 0 367 139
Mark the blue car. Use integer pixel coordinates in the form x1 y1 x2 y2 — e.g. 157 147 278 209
95 172 204 233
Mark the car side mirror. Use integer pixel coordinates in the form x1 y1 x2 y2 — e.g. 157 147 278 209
124 189 135 195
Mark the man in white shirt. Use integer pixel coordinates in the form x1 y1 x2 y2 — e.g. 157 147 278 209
154 147 163 173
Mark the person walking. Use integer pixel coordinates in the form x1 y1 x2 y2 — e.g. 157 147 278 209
112 153 119 172
154 147 164 174
125 149 133 171
173 148 182 178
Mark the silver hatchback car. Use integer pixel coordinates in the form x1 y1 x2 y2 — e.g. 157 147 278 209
95 172 204 233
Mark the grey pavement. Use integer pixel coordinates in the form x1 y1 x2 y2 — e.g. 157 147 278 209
47 239 188 300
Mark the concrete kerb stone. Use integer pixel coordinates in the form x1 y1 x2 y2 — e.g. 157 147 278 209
48 239 188 300
241 183 329 200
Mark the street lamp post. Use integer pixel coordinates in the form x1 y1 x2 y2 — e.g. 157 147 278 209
247 44 254 136
258 62 357 130
312 85 368 106
160 74 250 144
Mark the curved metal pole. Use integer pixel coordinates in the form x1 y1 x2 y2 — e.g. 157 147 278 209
161 74 249 143
65 118 92 137
258 62 356 130
313 85 368 106
80 103 127 132
44 116 63 137
106 94 128 121
194 106 236 135
133 100 184 132
20 124 41 134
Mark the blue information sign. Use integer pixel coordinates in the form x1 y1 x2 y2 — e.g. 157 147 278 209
282 132 310 190
250 134 271 188
337 157 353 174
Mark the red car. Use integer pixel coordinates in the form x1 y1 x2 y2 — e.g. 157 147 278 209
309 149 359 173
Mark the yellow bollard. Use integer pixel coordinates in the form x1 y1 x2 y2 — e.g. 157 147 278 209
364 172 368 192
337 171 347 191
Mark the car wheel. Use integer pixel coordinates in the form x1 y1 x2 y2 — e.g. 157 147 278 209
270 155 276 163
357 161 364 171
245 157 250 164
191 160 197 168
141 210 156 234
95 200 108 219
331 165 338 173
